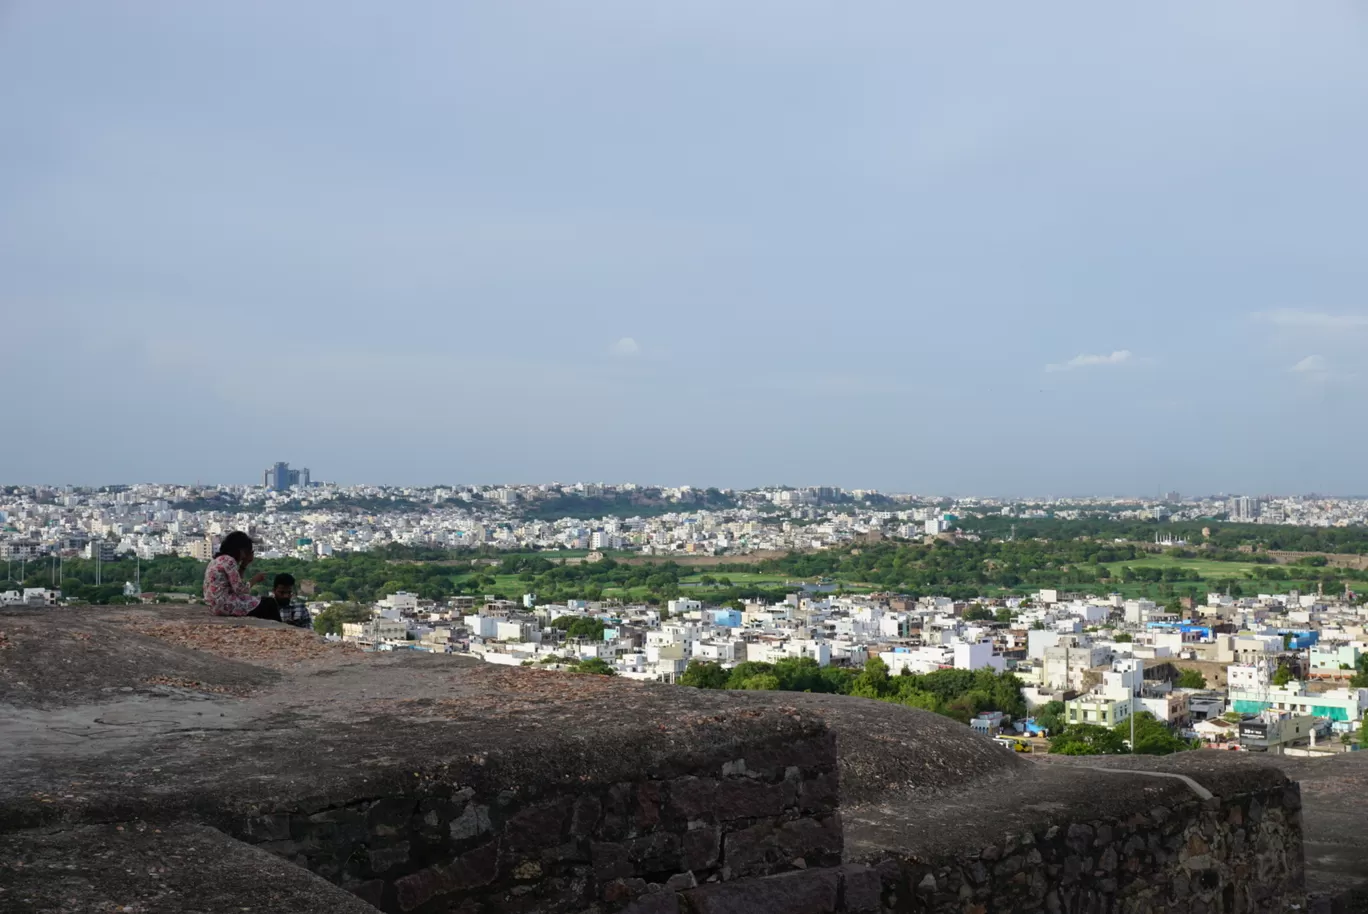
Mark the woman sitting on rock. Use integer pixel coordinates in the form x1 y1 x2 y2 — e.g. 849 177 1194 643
203 531 281 621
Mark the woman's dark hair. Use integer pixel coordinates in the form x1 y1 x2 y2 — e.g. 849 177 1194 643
217 531 254 561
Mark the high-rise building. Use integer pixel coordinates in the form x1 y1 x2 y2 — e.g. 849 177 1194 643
1226 495 1259 522
263 462 313 491
186 535 217 561
84 540 117 562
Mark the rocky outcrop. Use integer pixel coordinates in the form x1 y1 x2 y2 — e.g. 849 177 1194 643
0 605 1333 913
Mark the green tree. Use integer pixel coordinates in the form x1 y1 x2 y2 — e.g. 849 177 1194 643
849 656 891 699
1120 712 1190 755
1113 633 1133 643
569 657 616 676
943 689 993 724
1348 655 1368 689
1034 700 1067 735
994 607 1015 625
1272 664 1294 687
963 604 994 622
1049 724 1126 756
312 603 371 636
1176 669 1208 689
817 667 856 695
740 673 781 690
725 661 776 690
772 656 831 692
894 688 942 712
552 616 607 641
679 660 729 689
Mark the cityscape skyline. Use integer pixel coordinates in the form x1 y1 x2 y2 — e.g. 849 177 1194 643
5 474 1368 503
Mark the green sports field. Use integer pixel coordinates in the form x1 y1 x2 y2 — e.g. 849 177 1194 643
1096 554 1343 598
1101 556 1273 579
678 572 804 586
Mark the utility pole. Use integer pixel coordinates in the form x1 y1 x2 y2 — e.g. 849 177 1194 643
1130 663 1138 754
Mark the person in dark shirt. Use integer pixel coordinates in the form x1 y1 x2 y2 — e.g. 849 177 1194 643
271 573 312 628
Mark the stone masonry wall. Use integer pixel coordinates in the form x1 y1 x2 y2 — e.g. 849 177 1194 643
602 778 1304 914
230 732 841 914
881 779 1304 913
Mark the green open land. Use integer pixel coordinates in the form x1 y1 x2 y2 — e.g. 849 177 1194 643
678 572 804 586
1101 556 1272 579
442 568 889 604
1098 554 1331 599
453 570 843 602
25 520 1368 607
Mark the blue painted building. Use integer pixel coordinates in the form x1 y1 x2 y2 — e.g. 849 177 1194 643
708 608 742 628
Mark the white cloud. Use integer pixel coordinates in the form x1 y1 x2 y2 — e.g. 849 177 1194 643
1045 349 1133 373
1256 309 1368 331
1290 354 1329 374
609 336 641 356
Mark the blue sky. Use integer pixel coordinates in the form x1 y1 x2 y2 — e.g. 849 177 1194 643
3 2 1366 494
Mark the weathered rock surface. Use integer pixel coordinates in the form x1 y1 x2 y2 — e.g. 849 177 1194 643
0 821 380 913
0 604 1336 913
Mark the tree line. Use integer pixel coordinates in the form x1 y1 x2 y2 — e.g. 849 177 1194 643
14 523 1368 607
679 655 1028 725
964 516 1368 555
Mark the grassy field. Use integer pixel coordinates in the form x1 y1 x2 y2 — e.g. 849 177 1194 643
447 568 883 603
678 572 803 586
454 553 1337 604
1101 556 1273 579
1097 554 1327 598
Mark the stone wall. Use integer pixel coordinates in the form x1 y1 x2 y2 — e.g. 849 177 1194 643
233 760 1302 914
578 777 1303 914
1 608 1322 914
872 778 1304 914
231 732 841 914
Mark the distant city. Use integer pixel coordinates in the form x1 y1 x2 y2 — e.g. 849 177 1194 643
2 466 1367 567
5 466 1368 760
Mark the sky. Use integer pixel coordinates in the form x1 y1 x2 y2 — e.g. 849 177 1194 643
3 2 1367 495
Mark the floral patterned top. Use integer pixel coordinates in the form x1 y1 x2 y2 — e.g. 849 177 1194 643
203 554 260 617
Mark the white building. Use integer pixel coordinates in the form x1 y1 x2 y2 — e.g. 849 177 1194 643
341 618 409 642
882 646 950 676
1123 600 1157 626
464 615 501 639
953 639 1005 673
0 588 59 607
377 592 420 614
495 620 540 643
667 598 703 617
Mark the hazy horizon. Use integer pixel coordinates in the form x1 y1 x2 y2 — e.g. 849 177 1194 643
4 2 1367 494
9 477 1367 504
